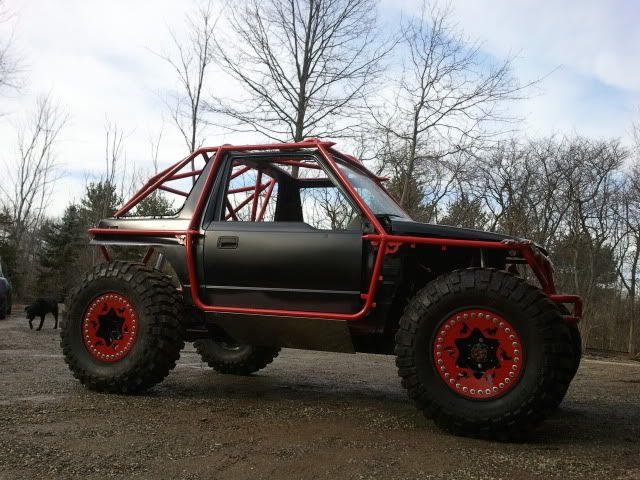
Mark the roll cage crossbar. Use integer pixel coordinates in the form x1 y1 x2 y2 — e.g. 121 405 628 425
89 138 582 323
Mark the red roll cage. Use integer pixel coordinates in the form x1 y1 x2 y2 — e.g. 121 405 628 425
89 138 582 323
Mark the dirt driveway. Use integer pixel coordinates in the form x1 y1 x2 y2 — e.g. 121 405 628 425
0 312 639 480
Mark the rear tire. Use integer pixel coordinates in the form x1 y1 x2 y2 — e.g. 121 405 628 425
60 261 184 393
567 325 582 379
557 305 582 380
395 268 573 439
194 338 279 375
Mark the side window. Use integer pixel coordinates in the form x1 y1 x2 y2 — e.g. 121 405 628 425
222 157 360 230
300 186 358 230
224 161 278 222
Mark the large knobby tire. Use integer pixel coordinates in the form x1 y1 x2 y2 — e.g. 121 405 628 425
193 338 279 375
567 325 582 379
0 297 6 320
557 305 582 380
395 268 574 439
60 261 184 393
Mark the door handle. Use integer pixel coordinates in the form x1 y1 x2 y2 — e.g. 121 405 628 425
217 236 238 249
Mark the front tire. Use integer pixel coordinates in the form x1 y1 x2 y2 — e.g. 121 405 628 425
194 338 279 375
395 268 573 439
60 261 184 393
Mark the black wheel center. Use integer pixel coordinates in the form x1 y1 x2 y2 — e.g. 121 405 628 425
470 343 490 362
455 328 501 378
96 307 125 346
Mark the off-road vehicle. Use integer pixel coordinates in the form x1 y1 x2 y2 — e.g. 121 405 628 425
61 139 582 439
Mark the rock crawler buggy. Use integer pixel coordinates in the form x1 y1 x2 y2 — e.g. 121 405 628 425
61 138 583 439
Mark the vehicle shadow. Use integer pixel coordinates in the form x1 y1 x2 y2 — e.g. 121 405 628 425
143 365 640 446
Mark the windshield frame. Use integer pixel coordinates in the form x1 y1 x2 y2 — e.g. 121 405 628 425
332 158 412 221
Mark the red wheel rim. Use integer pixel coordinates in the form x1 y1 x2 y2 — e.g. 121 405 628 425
82 293 138 362
433 308 524 399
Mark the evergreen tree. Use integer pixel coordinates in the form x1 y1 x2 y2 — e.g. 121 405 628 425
37 204 84 298
135 192 175 217
80 180 122 228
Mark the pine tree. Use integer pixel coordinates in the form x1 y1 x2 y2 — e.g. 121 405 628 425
37 204 84 298
80 180 122 228
135 191 175 217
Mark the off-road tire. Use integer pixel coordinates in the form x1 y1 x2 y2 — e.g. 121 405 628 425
567 325 582 379
395 268 573 439
557 305 582 380
193 339 279 375
60 261 184 393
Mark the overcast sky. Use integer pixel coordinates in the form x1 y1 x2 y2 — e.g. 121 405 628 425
1 0 639 216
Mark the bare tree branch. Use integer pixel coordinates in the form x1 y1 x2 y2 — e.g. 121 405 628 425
0 0 22 105
156 0 224 157
371 2 534 208
0 94 67 239
210 0 391 147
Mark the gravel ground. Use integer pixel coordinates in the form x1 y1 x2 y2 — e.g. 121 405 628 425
1 311 639 480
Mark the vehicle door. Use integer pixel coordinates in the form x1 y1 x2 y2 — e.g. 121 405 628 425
201 154 364 314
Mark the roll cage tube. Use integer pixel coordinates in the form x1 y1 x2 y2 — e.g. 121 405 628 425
88 138 582 323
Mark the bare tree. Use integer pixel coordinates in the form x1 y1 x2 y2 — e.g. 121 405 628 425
149 126 164 174
159 0 220 159
371 2 531 209
211 0 388 146
614 174 640 357
103 121 125 186
0 95 67 240
614 121 640 357
0 94 66 297
0 0 21 96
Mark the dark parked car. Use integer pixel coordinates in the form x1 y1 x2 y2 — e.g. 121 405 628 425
0 262 12 319
60 139 582 439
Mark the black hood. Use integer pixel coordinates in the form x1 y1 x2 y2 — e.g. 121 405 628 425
389 219 518 243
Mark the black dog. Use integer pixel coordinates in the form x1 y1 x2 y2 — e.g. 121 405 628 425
25 299 59 330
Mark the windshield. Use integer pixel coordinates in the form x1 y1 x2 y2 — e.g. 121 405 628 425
335 161 411 220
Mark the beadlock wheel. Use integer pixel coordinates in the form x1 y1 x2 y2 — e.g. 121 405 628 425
433 308 524 399
82 293 138 363
395 268 574 439
61 261 184 393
